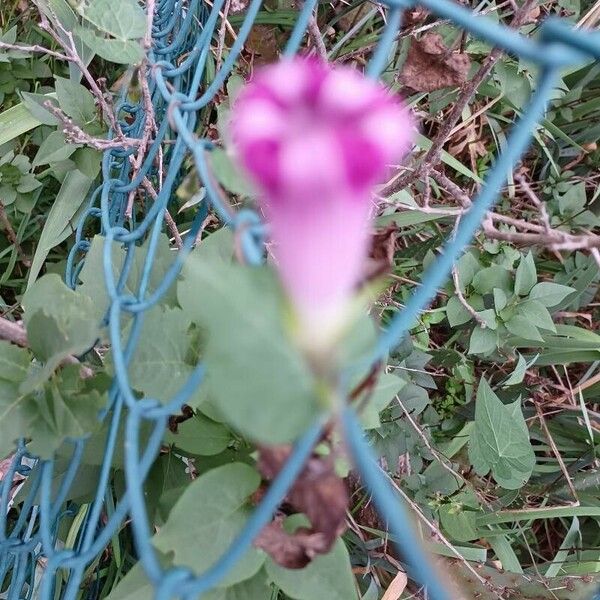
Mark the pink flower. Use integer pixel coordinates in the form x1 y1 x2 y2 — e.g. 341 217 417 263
230 57 415 347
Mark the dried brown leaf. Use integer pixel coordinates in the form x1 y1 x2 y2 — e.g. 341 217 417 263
254 446 349 568
246 25 281 64
399 33 470 92
403 7 430 27
363 225 397 282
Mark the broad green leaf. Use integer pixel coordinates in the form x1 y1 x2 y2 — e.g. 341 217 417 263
0 342 32 459
76 27 144 64
154 463 264 585
493 288 508 312
128 306 195 404
21 275 99 384
471 266 512 295
77 233 177 322
72 147 101 178
0 341 30 383
529 282 576 308
455 252 480 292
164 413 232 455
502 353 538 386
55 76 97 125
201 571 273 600
516 299 556 332
209 148 255 197
78 0 147 41
0 102 45 146
446 295 472 327
21 91 60 125
468 327 497 355
28 170 95 288
26 366 106 459
360 373 406 429
266 515 358 600
468 379 535 489
439 505 479 542
514 251 537 296
397 382 429 415
476 309 498 330
32 131 77 167
505 315 544 342
178 245 318 444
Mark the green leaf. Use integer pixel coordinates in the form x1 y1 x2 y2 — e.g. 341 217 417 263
32 131 77 167
468 327 497 355
505 315 544 342
78 0 147 41
468 379 535 489
128 306 195 404
164 412 232 456
55 76 97 125
0 341 30 383
455 252 480 292
201 571 273 600
208 148 255 197
21 91 60 126
516 299 556 332
0 101 46 146
446 295 472 327
27 170 95 288
72 147 101 178
471 266 511 295
360 373 405 430
493 288 508 312
178 242 318 444
439 505 479 542
0 342 32 458
502 353 538 387
476 309 498 330
266 515 358 600
26 366 106 459
21 275 99 384
76 27 144 64
154 463 264 585
514 251 537 296
529 282 576 308
77 233 177 323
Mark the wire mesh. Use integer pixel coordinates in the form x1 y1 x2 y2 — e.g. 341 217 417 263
1 0 600 598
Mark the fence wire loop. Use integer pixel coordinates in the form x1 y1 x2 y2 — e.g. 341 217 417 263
2 0 600 599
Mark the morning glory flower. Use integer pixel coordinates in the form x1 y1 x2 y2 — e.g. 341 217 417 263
230 57 415 349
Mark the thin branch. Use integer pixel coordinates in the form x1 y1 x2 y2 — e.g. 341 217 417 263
0 317 28 347
0 200 30 267
452 263 487 327
0 40 68 60
534 401 580 504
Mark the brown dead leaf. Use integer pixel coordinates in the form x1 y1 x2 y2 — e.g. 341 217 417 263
246 25 281 64
399 33 470 92
254 518 331 568
403 7 429 27
363 225 397 282
254 446 349 568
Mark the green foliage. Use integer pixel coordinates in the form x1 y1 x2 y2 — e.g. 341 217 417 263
468 379 535 490
177 232 319 444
